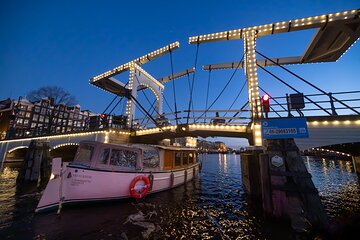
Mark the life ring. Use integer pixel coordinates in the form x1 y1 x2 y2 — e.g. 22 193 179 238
129 175 151 199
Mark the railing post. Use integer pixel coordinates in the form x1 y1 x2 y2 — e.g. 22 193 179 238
286 94 292 118
328 92 338 116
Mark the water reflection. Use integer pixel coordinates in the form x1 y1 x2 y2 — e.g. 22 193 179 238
0 155 359 239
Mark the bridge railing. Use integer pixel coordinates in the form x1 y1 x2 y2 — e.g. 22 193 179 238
134 110 251 129
267 90 360 118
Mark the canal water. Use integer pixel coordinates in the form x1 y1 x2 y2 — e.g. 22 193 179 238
0 154 359 239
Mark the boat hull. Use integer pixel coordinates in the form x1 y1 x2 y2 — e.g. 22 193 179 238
36 163 200 213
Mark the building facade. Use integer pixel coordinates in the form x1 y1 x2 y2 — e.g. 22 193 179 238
0 97 93 139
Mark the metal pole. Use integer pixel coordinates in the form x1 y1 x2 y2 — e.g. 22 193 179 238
329 92 338 116
286 94 292 118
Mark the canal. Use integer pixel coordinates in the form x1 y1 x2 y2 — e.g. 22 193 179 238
0 154 359 239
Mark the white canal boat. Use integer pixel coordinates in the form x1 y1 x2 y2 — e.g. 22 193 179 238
36 141 200 213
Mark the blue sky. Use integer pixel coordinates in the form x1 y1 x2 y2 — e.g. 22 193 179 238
0 1 359 147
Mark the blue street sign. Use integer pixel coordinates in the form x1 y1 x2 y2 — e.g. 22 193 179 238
261 118 309 139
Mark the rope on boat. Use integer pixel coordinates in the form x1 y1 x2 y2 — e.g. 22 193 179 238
56 168 64 215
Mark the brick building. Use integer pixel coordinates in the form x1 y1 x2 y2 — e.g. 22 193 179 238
0 97 93 139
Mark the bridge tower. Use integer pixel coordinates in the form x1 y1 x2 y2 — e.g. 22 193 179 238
244 30 262 121
190 9 360 146
90 42 180 128
125 63 164 127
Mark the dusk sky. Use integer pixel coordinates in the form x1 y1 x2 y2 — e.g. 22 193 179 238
1 1 359 147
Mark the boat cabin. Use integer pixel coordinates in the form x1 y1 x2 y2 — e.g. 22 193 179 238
72 141 198 172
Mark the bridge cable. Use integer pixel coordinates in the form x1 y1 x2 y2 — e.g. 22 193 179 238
102 81 130 117
257 64 333 115
102 95 118 114
186 43 200 125
186 72 195 122
204 68 212 123
108 96 125 115
127 93 163 130
134 74 160 116
258 85 285 118
195 53 245 123
226 101 249 124
223 78 247 117
169 50 179 126
142 99 157 126
256 50 360 115
141 94 177 128
163 94 174 113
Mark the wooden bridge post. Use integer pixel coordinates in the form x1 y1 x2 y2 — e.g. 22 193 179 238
261 138 329 233
240 146 263 200
352 156 360 176
16 140 51 189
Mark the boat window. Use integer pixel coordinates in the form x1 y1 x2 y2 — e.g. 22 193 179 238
100 148 110 164
110 149 137 168
143 149 159 168
74 144 94 166
183 152 189 165
175 152 182 166
188 152 194 164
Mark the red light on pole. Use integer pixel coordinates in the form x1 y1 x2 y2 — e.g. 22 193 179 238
262 94 270 116
100 114 108 126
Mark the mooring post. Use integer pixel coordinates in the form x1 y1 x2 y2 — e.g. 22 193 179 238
261 138 329 233
352 155 360 176
262 139 288 218
240 146 263 200
16 140 51 190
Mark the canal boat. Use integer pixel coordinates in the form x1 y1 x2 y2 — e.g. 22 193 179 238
35 141 200 213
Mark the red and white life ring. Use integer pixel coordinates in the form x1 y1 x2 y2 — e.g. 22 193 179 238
129 175 151 199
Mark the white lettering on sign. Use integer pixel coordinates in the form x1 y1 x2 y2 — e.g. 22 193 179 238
265 128 297 135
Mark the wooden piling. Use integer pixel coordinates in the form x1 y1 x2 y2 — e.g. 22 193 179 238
16 140 51 189
240 147 263 200
352 156 360 175
260 138 329 233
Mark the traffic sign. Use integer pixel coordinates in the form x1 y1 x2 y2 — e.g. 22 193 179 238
261 118 309 139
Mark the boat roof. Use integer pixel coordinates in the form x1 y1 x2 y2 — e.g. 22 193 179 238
80 141 197 151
